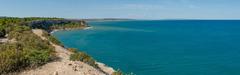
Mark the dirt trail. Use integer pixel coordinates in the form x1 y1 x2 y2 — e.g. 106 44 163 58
18 29 114 75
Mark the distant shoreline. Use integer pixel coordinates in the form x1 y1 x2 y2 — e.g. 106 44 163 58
50 26 92 34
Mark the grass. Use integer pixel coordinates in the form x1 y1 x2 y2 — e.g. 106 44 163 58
0 27 55 74
42 30 63 46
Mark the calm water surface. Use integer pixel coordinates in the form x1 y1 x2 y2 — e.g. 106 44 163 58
53 20 240 75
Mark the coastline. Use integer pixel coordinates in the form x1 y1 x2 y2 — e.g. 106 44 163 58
0 17 117 75
18 29 115 75
50 26 93 34
49 27 116 74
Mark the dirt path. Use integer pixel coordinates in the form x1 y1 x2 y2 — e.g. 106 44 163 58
18 29 114 75
0 38 8 43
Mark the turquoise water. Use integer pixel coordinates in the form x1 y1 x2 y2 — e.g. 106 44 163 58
53 20 240 75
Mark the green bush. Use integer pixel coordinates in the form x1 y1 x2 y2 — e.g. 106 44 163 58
70 52 98 68
67 48 78 53
0 28 55 74
48 35 62 46
0 25 6 37
0 43 20 73
0 17 90 74
112 70 123 75
23 49 51 67
111 69 135 75
42 31 63 46
7 26 31 39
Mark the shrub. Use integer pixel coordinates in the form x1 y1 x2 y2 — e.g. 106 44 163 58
70 52 98 68
0 28 55 74
48 35 62 46
42 31 63 46
0 43 20 73
7 26 31 39
111 69 135 75
0 17 90 74
0 25 6 37
23 49 51 67
67 48 78 53
112 69 124 75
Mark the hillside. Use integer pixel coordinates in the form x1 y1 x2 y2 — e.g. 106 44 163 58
0 17 118 75
17 29 114 75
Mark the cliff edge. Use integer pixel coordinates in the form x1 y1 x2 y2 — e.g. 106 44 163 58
18 29 115 75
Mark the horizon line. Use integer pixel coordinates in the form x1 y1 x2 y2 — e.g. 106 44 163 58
1 16 240 20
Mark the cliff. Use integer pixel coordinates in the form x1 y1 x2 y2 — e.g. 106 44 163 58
0 17 117 75
17 29 114 75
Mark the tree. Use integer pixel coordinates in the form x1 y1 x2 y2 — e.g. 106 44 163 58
0 25 6 37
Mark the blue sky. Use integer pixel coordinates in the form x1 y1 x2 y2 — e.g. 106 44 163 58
0 0 239 19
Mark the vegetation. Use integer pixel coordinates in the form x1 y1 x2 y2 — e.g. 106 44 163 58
42 31 63 46
111 69 136 75
0 17 88 74
0 25 6 37
112 70 123 75
0 17 88 33
47 35 63 46
50 21 87 30
0 17 62 27
70 51 98 68
0 26 55 74
67 48 78 53
29 19 88 31
0 17 124 75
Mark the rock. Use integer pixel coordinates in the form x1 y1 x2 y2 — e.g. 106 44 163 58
54 71 58 75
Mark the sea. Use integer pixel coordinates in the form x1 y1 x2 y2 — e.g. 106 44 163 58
53 20 240 75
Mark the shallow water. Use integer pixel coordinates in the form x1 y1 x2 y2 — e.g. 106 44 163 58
53 20 240 75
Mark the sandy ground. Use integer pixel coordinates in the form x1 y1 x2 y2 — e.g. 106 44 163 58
17 29 115 75
0 38 8 43
0 37 16 43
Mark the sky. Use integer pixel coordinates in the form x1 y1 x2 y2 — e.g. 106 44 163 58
0 0 240 19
